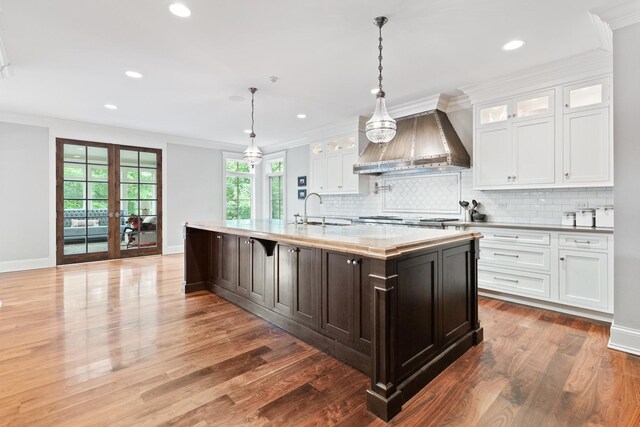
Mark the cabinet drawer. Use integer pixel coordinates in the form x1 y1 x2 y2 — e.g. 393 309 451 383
479 244 550 271
479 267 550 298
558 234 608 250
475 229 550 246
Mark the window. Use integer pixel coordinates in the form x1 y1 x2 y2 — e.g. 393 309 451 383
225 158 254 220
264 155 286 220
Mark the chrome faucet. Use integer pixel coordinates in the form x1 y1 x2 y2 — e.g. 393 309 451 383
304 192 323 224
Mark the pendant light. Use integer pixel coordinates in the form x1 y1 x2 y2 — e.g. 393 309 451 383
243 87 263 168
365 16 396 144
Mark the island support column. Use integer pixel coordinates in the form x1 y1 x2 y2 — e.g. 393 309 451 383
366 258 402 421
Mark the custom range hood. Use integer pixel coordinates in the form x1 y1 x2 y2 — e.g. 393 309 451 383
354 109 470 175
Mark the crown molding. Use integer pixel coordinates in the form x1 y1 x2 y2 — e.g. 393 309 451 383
588 12 614 52
0 111 243 151
459 49 613 105
264 116 361 153
387 94 447 118
593 0 640 30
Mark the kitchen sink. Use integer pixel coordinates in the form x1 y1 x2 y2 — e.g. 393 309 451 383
291 221 352 226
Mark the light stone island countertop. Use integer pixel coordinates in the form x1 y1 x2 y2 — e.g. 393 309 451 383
185 220 482 260
448 221 614 234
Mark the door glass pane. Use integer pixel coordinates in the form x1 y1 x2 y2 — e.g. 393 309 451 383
480 105 508 125
63 163 86 181
122 200 139 215
64 144 85 163
64 181 85 199
121 183 139 199
139 184 157 200
88 182 108 199
88 164 108 181
87 147 108 164
140 152 157 168
569 84 602 109
120 167 139 183
516 96 549 118
140 201 157 215
64 237 86 255
87 215 108 253
139 168 157 183
120 150 139 167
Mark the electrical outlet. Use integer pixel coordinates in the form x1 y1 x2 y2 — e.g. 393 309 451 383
575 201 588 209
497 203 507 209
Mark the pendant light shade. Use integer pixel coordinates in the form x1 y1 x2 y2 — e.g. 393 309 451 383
243 87 263 168
366 94 396 143
366 16 396 144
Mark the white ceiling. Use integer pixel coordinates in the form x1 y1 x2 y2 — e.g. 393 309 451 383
0 0 619 147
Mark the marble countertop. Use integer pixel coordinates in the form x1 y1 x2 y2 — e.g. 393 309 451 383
449 221 614 234
185 220 482 259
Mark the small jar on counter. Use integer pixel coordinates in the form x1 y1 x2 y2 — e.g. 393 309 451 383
576 209 596 227
595 206 614 228
562 212 576 227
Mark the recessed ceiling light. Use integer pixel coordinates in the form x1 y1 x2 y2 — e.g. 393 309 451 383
169 3 191 18
244 129 252 134
104 104 118 110
297 114 307 119
371 88 380 94
502 40 525 51
228 95 244 102
125 70 143 79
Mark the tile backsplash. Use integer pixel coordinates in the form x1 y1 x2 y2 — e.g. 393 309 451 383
318 169 614 225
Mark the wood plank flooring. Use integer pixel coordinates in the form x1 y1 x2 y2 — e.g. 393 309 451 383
0 254 639 426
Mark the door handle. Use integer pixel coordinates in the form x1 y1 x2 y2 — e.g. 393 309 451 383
108 212 114 218
115 212 120 218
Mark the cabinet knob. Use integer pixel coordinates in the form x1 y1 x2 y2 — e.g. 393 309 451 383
560 257 565 261
352 259 360 265
565 104 569 108
346 259 352 264
512 176 516 180
564 172 570 177
216 235 222 239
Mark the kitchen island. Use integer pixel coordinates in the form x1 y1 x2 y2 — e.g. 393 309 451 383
182 220 483 421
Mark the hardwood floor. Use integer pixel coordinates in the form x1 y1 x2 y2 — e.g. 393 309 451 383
0 254 638 426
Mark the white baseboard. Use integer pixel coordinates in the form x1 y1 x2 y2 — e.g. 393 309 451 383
0 257 54 273
608 322 640 356
164 245 184 255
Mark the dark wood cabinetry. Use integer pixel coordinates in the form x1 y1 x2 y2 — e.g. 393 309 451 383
238 237 268 305
274 244 318 328
211 232 237 291
184 225 482 422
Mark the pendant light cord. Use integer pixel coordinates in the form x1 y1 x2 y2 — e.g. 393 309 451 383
249 87 257 145
377 24 384 95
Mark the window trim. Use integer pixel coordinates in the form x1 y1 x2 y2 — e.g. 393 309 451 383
222 152 256 220
262 152 287 221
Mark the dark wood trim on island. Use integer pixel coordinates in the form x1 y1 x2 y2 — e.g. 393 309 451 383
182 222 483 421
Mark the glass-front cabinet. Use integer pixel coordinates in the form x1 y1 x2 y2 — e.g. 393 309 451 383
563 78 609 113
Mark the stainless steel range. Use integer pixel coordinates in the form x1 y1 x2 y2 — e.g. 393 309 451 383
356 215 458 229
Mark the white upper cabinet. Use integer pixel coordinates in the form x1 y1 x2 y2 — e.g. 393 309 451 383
473 76 612 189
474 90 556 189
308 119 368 195
563 107 610 184
563 78 609 113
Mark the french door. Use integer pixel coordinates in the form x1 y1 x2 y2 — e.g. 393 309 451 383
56 138 162 265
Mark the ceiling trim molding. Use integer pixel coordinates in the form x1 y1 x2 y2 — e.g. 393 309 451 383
0 111 243 152
593 0 640 30
588 12 614 52
459 49 613 105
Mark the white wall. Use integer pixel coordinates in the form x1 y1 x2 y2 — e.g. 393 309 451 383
165 143 223 252
0 113 239 272
0 122 50 271
610 22 640 354
285 145 309 219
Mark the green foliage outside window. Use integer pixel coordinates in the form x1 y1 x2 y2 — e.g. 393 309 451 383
226 176 252 220
226 160 251 173
270 175 283 219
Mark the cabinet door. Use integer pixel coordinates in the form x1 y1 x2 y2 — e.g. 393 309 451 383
476 101 510 128
440 245 472 348
512 117 555 185
325 154 343 193
475 125 512 187
274 244 295 317
563 78 609 113
512 90 555 122
559 250 608 310
237 238 267 304
310 156 326 193
293 246 318 327
563 108 610 184
214 233 237 291
321 251 354 342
